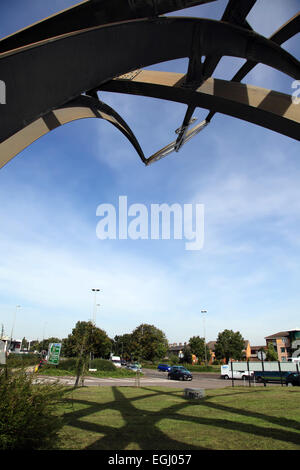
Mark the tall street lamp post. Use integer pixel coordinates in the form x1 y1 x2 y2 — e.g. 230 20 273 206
10 305 21 351
91 288 100 325
201 309 207 366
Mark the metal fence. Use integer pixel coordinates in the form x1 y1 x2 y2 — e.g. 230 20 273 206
229 360 299 387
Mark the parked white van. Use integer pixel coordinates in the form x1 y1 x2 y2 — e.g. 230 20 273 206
221 365 253 380
111 355 122 368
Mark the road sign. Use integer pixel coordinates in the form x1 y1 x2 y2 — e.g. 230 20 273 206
257 351 266 361
47 343 61 365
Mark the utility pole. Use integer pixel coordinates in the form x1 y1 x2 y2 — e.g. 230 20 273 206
201 310 208 366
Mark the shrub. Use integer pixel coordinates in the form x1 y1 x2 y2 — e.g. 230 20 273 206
168 354 179 365
7 353 39 368
56 358 77 371
0 368 64 450
39 357 116 375
90 358 116 371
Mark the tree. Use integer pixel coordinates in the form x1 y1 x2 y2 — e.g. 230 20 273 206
181 345 192 364
62 321 111 387
62 321 111 359
265 343 278 361
214 329 245 364
28 340 39 352
21 337 28 350
36 337 62 354
189 336 211 363
130 324 168 362
113 334 133 359
168 353 179 365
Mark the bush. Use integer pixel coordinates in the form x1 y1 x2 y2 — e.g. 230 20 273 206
56 358 77 371
7 353 39 368
90 358 116 371
40 357 116 375
168 354 179 365
0 368 64 450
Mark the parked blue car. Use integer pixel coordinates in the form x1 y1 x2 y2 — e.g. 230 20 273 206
157 364 171 372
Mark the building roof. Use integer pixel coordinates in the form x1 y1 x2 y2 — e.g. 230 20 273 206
265 329 300 340
168 343 187 351
265 331 290 339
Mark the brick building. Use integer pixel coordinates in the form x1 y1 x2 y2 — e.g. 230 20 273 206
265 329 300 362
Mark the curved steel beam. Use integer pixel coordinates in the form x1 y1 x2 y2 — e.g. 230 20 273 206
204 12 300 122
0 95 146 169
1 69 299 168
0 0 216 54
100 70 300 147
1 16 299 150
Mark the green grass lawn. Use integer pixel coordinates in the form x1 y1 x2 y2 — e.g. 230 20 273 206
54 385 300 450
38 367 139 379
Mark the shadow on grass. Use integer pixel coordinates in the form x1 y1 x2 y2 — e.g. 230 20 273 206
58 386 300 450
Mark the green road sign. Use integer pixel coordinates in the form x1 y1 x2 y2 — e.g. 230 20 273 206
47 343 61 365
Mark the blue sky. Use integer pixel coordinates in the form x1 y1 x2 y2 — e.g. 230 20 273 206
0 0 299 347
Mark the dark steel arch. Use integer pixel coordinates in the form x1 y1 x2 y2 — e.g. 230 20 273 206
0 0 216 54
100 70 300 164
0 1 299 168
0 95 146 169
1 17 299 143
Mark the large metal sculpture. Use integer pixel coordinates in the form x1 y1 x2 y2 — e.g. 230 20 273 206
0 0 299 169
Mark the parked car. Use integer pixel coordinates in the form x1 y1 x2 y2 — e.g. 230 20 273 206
285 372 300 386
168 366 192 381
126 363 142 372
157 364 171 372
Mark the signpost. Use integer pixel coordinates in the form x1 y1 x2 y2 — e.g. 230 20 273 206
257 351 266 361
47 343 61 366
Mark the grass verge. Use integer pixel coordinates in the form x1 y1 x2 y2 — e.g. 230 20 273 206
54 385 300 450
38 366 139 379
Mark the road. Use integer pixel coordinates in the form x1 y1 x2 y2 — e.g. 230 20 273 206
34 368 253 390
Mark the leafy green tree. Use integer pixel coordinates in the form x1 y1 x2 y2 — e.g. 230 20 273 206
62 321 111 359
214 329 245 364
36 337 62 354
62 321 111 387
189 336 211 363
21 337 28 350
28 340 39 352
113 334 133 359
181 345 192 364
265 343 278 361
168 353 179 365
130 324 168 362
